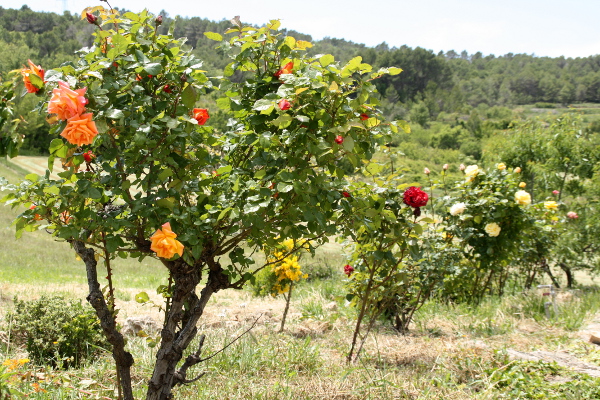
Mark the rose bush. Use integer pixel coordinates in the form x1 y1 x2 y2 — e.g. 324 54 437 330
0 8 405 399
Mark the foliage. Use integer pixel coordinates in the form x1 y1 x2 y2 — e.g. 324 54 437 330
9 296 107 368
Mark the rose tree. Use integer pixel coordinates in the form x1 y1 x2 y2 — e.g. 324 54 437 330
0 9 403 400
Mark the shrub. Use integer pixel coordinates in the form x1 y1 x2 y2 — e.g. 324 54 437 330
9 295 108 368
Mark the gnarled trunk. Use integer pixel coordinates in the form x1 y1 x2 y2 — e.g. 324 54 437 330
72 240 135 400
145 263 231 400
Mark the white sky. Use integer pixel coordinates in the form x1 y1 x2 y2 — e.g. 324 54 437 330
3 0 599 58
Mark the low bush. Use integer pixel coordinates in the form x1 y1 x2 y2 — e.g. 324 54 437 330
9 295 108 368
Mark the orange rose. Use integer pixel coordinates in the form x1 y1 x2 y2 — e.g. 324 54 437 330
48 81 88 120
60 210 73 224
150 222 184 259
274 61 293 79
192 108 210 125
21 59 45 93
60 113 99 146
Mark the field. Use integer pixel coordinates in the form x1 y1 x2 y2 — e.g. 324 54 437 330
3 159 600 399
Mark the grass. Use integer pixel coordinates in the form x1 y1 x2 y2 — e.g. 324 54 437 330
4 161 600 399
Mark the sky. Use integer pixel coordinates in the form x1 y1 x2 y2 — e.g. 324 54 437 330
3 0 600 58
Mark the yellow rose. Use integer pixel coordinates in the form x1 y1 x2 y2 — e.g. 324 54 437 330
514 167 522 173
519 182 526 188
464 165 479 182
544 201 558 210
497 163 506 170
515 190 531 206
484 222 501 237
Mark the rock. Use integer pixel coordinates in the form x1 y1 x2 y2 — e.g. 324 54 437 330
122 316 160 337
507 349 600 378
589 332 600 345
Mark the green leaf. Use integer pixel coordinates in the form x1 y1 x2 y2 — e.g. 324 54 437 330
277 183 294 193
88 187 102 199
106 109 125 119
217 207 232 221
204 32 223 41
156 198 175 210
49 138 68 158
43 186 60 195
388 67 403 75
320 54 335 67
217 165 232 175
25 173 39 182
395 120 411 133
181 85 196 109
342 136 355 152
135 292 150 303
253 99 274 111
27 73 44 90
365 163 384 176
144 63 162 75
270 114 292 129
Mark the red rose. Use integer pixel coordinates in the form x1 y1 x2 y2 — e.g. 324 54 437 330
192 108 210 125
344 264 354 277
360 113 369 121
163 84 172 93
342 191 351 198
403 186 428 208
335 135 344 144
278 99 291 110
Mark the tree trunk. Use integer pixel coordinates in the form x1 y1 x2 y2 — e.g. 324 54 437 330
541 258 561 288
72 240 135 400
145 262 230 400
559 263 575 288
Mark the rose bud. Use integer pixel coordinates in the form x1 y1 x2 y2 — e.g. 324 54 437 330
552 190 560 195
344 264 354 277
86 12 98 25
567 211 579 219
443 164 449 171
514 167 522 173
360 113 369 121
278 99 291 111
424 167 430 175
83 150 95 163
342 191 351 198
459 164 466 171
163 84 172 93
274 61 293 79
335 135 344 145
155 15 163 25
